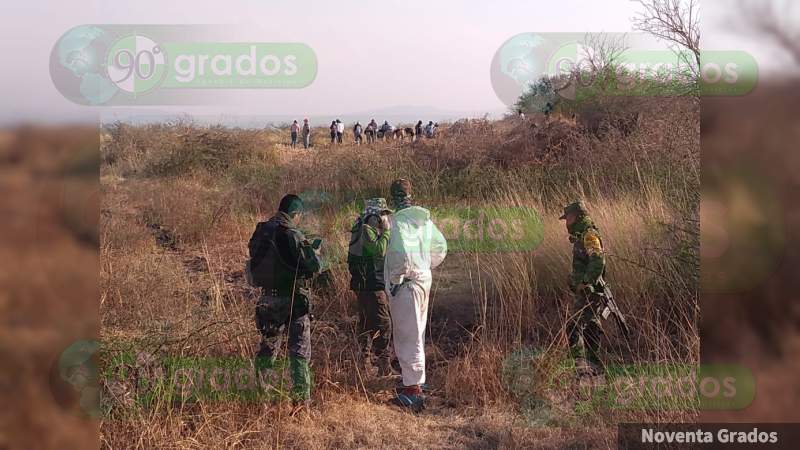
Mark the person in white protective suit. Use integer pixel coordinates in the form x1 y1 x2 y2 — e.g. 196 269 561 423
384 178 447 411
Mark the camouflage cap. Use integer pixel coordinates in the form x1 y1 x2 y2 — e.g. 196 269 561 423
390 178 413 199
363 197 392 217
559 200 587 220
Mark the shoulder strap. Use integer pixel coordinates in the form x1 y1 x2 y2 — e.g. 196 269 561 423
257 222 300 272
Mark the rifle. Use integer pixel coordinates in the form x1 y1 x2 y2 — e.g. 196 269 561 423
591 278 631 338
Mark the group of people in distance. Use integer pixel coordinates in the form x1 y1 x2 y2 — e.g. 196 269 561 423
289 118 312 149
288 118 438 148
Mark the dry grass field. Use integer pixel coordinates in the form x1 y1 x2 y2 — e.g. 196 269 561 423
93 94 700 448
4 72 800 450
12 81 800 447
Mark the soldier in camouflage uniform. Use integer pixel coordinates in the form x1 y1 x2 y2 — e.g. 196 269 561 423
560 200 607 377
248 194 321 405
347 198 395 376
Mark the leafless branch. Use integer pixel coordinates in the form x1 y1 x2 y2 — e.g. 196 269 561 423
632 0 701 74
584 33 630 74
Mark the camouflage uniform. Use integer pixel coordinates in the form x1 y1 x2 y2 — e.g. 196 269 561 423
348 198 393 373
248 210 320 401
560 201 607 372
254 292 312 400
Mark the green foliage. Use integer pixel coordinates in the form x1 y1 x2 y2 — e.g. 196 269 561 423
569 70 695 112
515 76 559 114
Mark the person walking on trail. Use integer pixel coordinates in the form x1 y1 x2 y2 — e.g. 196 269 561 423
348 198 396 377
329 121 337 144
379 121 392 140
302 118 311 149
290 120 300 148
247 194 322 410
365 119 377 144
414 120 423 141
384 179 447 411
336 119 345 143
353 122 363 145
559 200 608 378
424 121 434 138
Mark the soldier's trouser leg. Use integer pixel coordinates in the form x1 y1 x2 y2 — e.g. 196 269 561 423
288 313 312 400
356 291 372 358
255 296 281 372
568 293 604 368
256 341 277 372
357 291 392 364
373 292 393 364
584 317 603 368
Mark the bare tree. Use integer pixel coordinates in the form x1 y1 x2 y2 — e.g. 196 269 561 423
632 0 700 74
549 34 629 100
738 0 800 66
583 32 629 74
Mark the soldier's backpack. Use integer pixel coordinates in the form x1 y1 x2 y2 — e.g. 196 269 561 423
246 221 286 288
246 220 322 289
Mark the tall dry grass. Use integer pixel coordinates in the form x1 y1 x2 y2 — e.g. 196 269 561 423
99 97 698 448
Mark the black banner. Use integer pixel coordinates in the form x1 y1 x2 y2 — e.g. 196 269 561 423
619 423 800 449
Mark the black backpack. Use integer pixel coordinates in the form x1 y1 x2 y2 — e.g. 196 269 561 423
246 221 286 288
346 217 386 291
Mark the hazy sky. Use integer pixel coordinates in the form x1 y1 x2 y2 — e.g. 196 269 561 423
0 0 794 124
704 0 799 75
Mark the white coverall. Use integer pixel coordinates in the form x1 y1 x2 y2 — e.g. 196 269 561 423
384 205 447 387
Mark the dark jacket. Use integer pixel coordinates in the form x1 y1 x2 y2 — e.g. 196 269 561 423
248 212 320 296
347 218 390 292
